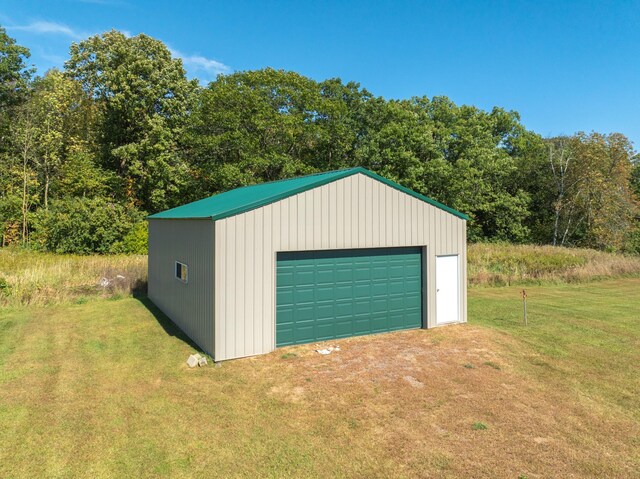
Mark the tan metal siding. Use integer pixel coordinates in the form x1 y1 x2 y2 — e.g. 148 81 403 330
148 219 214 355
214 173 467 361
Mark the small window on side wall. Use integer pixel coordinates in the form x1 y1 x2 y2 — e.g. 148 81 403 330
175 261 188 284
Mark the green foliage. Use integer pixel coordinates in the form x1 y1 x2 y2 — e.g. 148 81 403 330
483 361 501 370
0 28 637 253
0 275 9 296
55 150 111 199
65 30 198 212
31 197 145 254
186 68 360 195
624 224 640 255
519 133 638 250
0 26 33 109
472 422 488 430
112 221 148 254
631 158 640 198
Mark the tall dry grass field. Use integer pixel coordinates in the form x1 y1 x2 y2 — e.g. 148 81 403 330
469 243 640 286
1 244 639 307
0 248 147 307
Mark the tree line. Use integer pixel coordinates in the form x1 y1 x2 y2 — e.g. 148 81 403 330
1 28 638 254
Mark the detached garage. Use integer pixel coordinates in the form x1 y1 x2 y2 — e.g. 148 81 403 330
148 167 468 361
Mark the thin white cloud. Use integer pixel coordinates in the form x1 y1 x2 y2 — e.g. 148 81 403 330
9 21 85 40
169 48 231 78
8 19 131 41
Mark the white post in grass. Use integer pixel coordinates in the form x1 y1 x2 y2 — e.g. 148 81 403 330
522 289 528 326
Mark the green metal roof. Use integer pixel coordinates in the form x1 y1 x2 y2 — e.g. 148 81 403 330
147 167 469 221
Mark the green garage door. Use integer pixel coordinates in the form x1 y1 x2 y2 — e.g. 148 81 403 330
276 247 423 347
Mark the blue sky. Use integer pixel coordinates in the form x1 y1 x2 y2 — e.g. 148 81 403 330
2 0 639 147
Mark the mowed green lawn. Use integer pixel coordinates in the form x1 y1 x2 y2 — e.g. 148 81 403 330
1 279 639 478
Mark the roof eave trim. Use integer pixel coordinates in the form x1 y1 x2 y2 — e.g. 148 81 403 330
363 169 470 220
146 215 215 220
147 166 469 221
210 168 363 221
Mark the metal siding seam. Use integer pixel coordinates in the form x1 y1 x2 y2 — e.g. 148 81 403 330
372 180 379 245
227 218 236 359
401 194 408 245
412 197 419 245
328 182 336 248
365 176 373 247
336 180 344 248
428 207 436 327
247 210 256 355
385 186 392 246
393 190 400 246
349 176 357 246
289 195 297 250
320 184 328 248
264 205 273 352
214 221 223 361
358 175 366 245
296 192 304 248
449 214 454 253
304 188 313 249
239 215 247 357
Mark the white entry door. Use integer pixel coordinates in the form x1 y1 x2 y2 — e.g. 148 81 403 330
436 255 460 324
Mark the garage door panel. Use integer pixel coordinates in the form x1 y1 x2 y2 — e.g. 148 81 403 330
335 268 353 282
372 298 388 313
388 296 407 313
316 269 334 284
335 320 354 337
316 303 334 320
294 288 315 304
335 301 353 318
354 316 371 334
294 306 314 321
316 286 334 301
354 299 371 315
277 307 294 326
276 247 423 347
372 266 387 279
316 319 335 339
353 267 371 281
277 289 294 305
277 270 295 287
335 285 354 300
388 280 406 295
404 296 422 309
371 314 389 331
354 284 371 298
371 282 387 296
294 325 316 343
294 270 315 286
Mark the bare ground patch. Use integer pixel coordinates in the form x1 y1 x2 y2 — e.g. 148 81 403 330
262 326 640 478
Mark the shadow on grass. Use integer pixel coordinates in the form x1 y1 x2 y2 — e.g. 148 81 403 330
134 294 207 355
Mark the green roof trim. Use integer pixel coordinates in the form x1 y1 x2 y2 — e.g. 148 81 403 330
147 167 469 221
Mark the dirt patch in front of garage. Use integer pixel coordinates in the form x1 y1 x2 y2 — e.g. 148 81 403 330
259 325 639 478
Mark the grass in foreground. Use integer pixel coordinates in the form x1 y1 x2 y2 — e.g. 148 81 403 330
1 279 639 478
